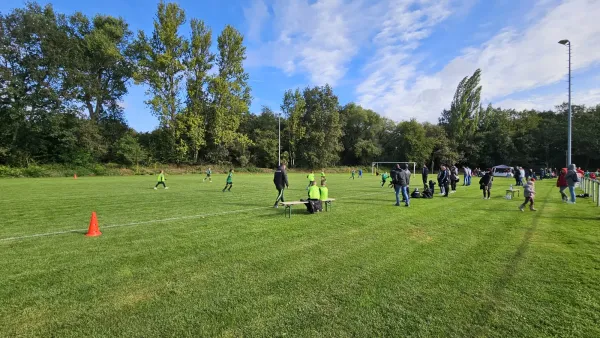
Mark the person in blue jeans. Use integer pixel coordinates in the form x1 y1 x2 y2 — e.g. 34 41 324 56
396 164 410 207
391 164 407 206
566 164 579 203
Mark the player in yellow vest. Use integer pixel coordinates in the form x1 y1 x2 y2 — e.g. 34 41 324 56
154 170 168 189
319 181 328 201
306 171 315 190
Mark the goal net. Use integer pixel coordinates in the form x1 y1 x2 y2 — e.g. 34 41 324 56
371 162 417 175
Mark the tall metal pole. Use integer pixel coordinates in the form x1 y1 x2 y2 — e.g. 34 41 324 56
278 114 281 166
567 42 572 166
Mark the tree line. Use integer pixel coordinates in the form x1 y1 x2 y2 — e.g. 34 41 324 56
2 2 599 171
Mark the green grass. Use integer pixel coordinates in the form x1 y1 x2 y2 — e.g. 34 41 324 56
1 174 599 337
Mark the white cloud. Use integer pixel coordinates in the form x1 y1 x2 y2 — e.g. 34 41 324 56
495 88 600 111
357 0 600 121
243 0 269 41
244 0 441 86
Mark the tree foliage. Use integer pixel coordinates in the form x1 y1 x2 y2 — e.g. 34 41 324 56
2 2 600 171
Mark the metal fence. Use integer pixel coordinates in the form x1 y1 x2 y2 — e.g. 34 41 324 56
580 177 600 207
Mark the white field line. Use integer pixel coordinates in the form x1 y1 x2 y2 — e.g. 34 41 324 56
0 207 268 243
0 190 392 243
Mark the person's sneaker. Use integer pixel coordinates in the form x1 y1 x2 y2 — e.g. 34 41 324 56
273 204 279 208
165 187 169 189
519 205 524 212
530 208 537 211
154 187 157 190
394 203 400 206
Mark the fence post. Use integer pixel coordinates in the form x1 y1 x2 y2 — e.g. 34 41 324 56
597 181 600 207
593 180 596 203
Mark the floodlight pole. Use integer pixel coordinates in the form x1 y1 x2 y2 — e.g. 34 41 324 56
278 114 281 166
559 39 572 167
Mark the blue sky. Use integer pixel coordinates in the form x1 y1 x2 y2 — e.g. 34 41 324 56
3 0 600 132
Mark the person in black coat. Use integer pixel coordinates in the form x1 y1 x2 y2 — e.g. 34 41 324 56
422 164 429 189
479 169 493 199
273 164 289 208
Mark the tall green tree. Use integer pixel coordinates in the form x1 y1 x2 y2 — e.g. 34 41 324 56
339 103 384 165
66 13 133 122
206 25 252 163
132 1 187 161
280 89 306 167
0 3 75 165
183 19 214 163
297 85 343 168
439 68 482 160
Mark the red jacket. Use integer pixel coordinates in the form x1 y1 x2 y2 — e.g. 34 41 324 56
557 173 568 187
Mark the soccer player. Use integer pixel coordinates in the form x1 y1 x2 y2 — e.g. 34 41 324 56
222 169 233 192
320 169 326 180
349 169 355 180
358 169 363 178
381 172 388 187
154 170 168 190
306 171 315 190
203 168 212 182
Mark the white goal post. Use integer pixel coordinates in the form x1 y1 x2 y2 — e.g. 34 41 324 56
371 162 416 175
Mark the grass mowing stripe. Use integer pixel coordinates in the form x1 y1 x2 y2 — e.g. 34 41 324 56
0 190 391 242
0 206 269 242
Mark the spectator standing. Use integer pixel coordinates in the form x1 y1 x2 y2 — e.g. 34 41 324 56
556 168 568 202
400 164 410 207
422 164 429 189
391 164 403 206
450 165 458 193
514 167 522 186
566 164 579 204
439 165 450 197
437 166 445 196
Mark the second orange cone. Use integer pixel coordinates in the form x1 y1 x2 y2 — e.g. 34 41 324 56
85 212 102 237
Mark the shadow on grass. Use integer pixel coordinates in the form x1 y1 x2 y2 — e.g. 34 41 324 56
468 187 553 335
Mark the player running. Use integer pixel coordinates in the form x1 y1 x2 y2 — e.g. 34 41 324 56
154 170 168 190
203 168 212 182
222 169 234 192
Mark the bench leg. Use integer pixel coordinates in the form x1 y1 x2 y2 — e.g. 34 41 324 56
285 206 291 218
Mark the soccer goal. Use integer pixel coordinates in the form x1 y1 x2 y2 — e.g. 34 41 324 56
371 162 417 175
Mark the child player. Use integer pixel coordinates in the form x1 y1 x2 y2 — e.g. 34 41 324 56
319 179 329 202
381 172 388 187
349 169 355 180
203 167 212 182
320 169 326 181
519 178 537 212
222 169 234 192
307 171 315 190
154 170 168 190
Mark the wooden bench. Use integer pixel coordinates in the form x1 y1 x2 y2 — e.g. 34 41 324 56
280 201 306 218
280 198 335 218
505 189 520 198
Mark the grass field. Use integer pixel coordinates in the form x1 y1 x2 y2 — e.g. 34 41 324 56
1 173 599 337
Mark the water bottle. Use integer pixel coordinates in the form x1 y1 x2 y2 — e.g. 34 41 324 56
510 184 513 191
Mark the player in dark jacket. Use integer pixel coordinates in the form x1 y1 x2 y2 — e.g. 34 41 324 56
273 164 289 208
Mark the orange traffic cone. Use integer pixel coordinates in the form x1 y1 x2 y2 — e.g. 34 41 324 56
74 173 78 180
85 212 102 237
